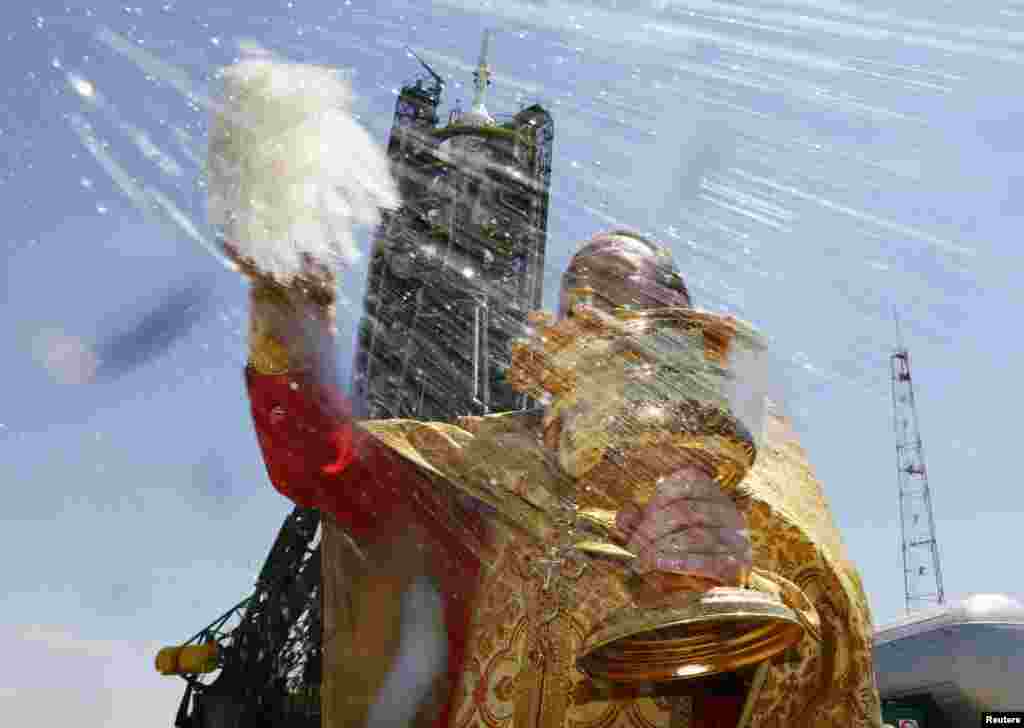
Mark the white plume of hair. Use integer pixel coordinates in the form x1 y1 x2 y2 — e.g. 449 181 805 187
208 53 400 282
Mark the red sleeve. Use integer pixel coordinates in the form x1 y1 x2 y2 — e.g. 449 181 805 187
245 367 352 504
246 367 491 728
245 367 423 541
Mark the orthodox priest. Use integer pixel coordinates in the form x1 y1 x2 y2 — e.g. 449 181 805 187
210 56 881 728
233 231 880 728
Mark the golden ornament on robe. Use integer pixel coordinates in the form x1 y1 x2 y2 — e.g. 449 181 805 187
509 297 804 683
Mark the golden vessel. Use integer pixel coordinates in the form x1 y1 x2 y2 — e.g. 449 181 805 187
510 298 805 683
578 586 804 683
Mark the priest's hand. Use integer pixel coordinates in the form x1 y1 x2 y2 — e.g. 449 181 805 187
615 466 752 592
224 242 336 307
226 241 339 374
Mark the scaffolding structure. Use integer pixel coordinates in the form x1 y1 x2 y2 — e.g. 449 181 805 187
169 507 322 727
890 337 944 613
352 34 554 421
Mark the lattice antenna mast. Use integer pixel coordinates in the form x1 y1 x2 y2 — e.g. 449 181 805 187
890 312 945 613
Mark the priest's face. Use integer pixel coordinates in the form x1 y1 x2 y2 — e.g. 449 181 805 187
548 231 696 480
557 231 691 319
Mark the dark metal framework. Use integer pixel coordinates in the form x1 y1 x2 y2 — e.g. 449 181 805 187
352 85 554 421
171 507 322 728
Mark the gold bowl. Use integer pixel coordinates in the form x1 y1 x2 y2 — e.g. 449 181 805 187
577 587 804 683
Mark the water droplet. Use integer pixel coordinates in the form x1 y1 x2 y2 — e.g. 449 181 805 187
80 177 93 189
210 36 221 46
68 74 95 99
270 405 287 424
51 58 62 69
289 381 299 391
96 203 108 214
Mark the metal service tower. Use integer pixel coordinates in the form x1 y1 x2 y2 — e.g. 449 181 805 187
352 31 554 421
890 337 945 613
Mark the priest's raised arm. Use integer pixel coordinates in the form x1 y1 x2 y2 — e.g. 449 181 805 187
242 268 491 728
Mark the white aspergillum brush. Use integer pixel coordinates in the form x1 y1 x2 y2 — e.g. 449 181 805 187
208 51 400 283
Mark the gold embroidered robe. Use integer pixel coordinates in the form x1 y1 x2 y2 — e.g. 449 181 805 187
317 407 882 728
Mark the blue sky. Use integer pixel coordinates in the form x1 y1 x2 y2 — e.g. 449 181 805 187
3 0 1024 723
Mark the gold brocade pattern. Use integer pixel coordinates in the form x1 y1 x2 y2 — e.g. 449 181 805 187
452 536 527 728
348 406 881 728
723 412 881 727
451 531 675 728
